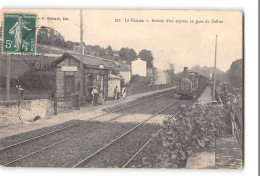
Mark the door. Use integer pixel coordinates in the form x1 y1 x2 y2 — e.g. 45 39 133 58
65 75 75 96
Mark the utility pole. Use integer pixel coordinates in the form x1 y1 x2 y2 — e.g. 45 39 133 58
6 54 10 101
80 9 84 105
213 35 218 100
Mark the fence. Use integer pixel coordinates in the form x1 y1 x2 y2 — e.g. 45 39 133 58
126 83 172 96
54 93 80 115
215 90 223 104
216 89 243 153
230 107 244 154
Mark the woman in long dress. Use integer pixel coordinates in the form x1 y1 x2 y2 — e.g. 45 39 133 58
122 87 127 99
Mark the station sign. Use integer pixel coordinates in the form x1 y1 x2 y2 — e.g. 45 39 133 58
61 66 78 72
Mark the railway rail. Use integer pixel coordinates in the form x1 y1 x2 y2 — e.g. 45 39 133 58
0 89 174 152
72 101 178 168
122 113 178 168
0 91 176 167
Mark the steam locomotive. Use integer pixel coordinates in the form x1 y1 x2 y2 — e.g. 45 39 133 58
177 67 208 99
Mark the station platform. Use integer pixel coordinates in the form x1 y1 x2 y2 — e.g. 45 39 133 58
197 86 213 105
0 86 176 138
215 136 243 169
186 136 242 169
186 86 243 169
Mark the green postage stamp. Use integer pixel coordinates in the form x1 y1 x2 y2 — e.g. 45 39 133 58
3 13 36 54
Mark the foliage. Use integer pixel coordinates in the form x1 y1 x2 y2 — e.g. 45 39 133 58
129 74 151 87
120 79 125 88
85 45 107 56
0 76 20 88
138 49 154 68
218 83 242 109
107 46 113 56
16 69 55 91
156 104 228 168
37 27 64 47
118 47 137 63
65 41 75 49
227 58 243 88
111 66 120 76
37 28 155 68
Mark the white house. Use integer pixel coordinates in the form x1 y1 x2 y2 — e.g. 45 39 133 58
119 67 131 84
108 74 123 98
131 58 147 77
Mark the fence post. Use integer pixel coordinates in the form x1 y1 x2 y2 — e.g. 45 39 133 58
76 92 80 110
54 97 57 115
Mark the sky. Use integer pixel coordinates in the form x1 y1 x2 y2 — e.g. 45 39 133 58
1 9 243 72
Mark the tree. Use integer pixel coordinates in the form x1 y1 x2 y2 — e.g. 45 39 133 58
111 68 119 76
65 41 74 49
90 45 106 56
37 27 64 47
17 69 55 91
107 46 113 56
227 58 243 88
138 49 154 68
118 48 137 63
37 27 49 45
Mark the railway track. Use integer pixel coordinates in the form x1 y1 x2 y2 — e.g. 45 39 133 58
0 89 174 151
122 113 178 168
0 91 176 167
72 100 178 168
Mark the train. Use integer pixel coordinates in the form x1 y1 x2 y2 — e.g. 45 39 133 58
177 67 208 99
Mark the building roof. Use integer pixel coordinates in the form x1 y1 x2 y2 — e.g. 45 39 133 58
37 44 121 66
118 67 131 72
109 74 123 79
55 53 112 69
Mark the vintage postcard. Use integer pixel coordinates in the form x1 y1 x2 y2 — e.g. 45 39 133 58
0 9 243 169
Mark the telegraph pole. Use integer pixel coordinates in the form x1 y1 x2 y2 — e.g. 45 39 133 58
80 9 84 105
213 35 218 100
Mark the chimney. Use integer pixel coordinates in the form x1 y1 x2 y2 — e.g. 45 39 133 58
183 67 188 78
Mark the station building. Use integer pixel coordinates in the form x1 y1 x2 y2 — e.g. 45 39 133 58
55 53 112 102
108 74 123 99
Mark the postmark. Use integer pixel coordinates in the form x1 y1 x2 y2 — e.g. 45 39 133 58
3 13 36 54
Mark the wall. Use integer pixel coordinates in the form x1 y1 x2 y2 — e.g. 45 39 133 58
108 79 121 98
56 58 80 97
0 99 53 127
131 58 147 77
119 71 131 84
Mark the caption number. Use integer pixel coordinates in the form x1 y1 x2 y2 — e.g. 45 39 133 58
115 19 121 22
5 40 13 48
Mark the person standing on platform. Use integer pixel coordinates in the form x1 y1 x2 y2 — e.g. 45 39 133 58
114 86 118 100
91 87 98 106
122 87 127 99
89 86 93 103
